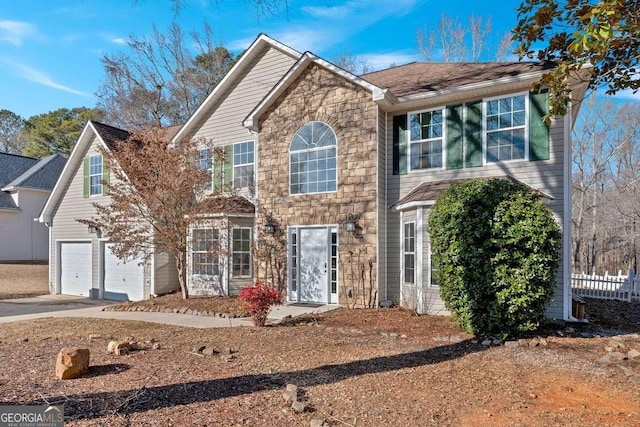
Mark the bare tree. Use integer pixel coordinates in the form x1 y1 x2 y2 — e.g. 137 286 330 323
84 128 213 299
97 22 237 130
332 50 372 75
572 97 640 273
417 13 511 62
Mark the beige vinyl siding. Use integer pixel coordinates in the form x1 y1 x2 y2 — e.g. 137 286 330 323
385 94 567 319
0 189 49 261
377 108 387 304
49 138 107 295
153 251 179 295
193 47 297 147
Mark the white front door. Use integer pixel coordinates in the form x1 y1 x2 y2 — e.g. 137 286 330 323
289 226 338 304
103 243 145 301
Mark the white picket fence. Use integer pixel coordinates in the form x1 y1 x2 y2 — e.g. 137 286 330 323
572 269 640 302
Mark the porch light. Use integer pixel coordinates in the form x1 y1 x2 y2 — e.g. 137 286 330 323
344 214 358 233
264 221 276 235
87 224 102 238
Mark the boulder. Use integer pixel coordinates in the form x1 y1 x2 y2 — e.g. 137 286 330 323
55 348 90 380
292 401 306 413
107 340 131 355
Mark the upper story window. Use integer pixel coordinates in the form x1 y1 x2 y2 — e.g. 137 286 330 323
485 94 527 163
197 148 213 191
233 141 254 189
409 109 444 170
290 121 337 195
89 155 103 196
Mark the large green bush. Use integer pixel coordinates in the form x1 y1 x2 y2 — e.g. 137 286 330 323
428 178 561 338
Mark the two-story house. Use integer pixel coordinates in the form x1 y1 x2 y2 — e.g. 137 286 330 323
43 33 587 322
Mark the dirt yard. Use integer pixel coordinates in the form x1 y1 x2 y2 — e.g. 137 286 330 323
0 263 48 300
1 302 639 426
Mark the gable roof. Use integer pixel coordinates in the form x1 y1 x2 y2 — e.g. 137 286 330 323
0 153 67 210
38 120 183 223
172 33 301 144
244 51 388 131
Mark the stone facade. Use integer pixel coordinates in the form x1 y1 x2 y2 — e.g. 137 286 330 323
256 64 379 306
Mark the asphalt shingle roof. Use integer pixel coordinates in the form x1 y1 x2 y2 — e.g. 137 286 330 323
0 153 40 209
361 62 555 98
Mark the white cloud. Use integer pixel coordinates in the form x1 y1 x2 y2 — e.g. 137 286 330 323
0 20 36 46
111 37 127 45
612 88 640 101
0 57 90 96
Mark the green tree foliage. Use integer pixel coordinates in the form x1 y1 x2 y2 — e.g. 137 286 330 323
97 22 237 130
0 109 27 155
23 107 104 158
428 179 561 338
513 0 640 117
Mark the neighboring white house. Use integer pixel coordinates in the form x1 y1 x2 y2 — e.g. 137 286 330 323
0 153 66 262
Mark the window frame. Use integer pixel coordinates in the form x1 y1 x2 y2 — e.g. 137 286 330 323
89 154 103 196
403 222 416 284
233 140 255 189
231 227 252 278
483 91 529 164
407 107 446 172
289 121 338 196
191 227 220 276
197 148 213 191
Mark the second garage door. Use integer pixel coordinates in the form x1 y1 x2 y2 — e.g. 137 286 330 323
60 242 92 296
103 243 145 301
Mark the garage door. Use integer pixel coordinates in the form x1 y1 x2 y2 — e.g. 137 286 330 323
103 243 144 301
60 242 92 296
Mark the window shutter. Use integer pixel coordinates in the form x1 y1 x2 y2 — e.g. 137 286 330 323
102 157 110 196
464 100 483 168
224 145 233 188
83 157 89 198
529 91 550 161
392 115 408 175
445 104 463 169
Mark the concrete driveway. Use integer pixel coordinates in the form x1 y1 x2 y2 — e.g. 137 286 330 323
0 294 110 318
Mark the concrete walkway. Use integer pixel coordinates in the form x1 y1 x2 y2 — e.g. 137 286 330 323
0 295 338 328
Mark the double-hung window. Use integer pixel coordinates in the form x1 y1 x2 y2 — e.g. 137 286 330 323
89 155 103 196
233 141 254 189
191 228 219 276
232 228 251 277
485 94 527 163
197 148 213 191
409 109 444 170
403 222 415 284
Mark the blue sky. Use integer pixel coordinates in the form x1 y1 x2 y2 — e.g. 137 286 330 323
0 0 565 119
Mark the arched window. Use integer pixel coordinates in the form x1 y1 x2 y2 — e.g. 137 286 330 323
289 121 337 195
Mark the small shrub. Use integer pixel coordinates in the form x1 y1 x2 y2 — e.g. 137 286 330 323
428 178 561 338
238 281 282 326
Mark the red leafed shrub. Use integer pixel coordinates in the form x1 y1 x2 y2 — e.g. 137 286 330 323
238 281 282 326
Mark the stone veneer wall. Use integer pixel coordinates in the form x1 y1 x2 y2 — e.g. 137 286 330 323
256 63 379 306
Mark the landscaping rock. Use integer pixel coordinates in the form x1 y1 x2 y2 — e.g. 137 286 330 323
202 347 217 356
107 341 131 355
598 352 627 364
55 348 90 380
292 401 306 413
193 345 206 353
627 349 640 359
310 419 327 427
282 390 297 402
379 300 394 308
504 340 520 348
481 339 492 347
